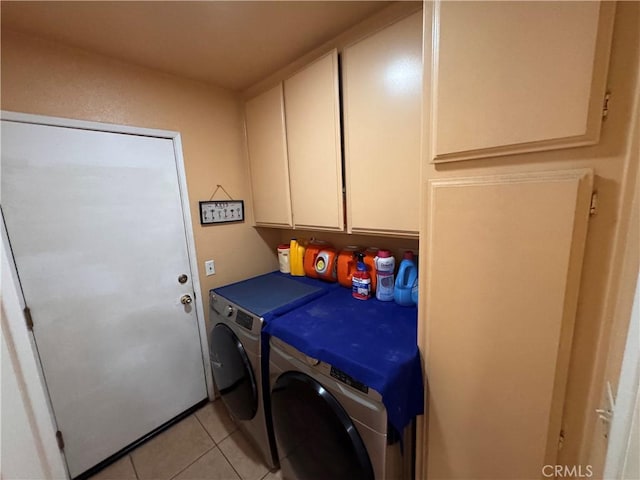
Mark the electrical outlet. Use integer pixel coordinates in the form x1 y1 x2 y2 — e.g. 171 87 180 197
205 260 215 276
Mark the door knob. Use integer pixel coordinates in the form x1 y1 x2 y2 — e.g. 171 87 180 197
181 294 193 305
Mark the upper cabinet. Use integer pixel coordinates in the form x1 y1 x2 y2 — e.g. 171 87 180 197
342 12 423 236
431 1 615 163
285 50 344 231
245 84 292 227
244 9 423 235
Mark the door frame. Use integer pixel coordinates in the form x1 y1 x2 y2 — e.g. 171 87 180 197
2 218 69 478
603 273 640 478
0 111 215 467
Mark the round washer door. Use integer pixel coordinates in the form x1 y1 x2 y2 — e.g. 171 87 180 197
209 323 257 420
271 371 374 480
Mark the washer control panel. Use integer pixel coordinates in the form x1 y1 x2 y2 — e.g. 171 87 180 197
210 293 262 336
235 310 254 331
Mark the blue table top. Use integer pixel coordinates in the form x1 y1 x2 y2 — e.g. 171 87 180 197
213 271 338 319
264 287 424 434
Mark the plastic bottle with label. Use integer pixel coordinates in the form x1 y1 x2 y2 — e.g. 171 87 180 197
394 251 418 306
277 244 290 273
289 239 298 275
351 253 371 300
289 239 306 276
296 242 306 276
374 250 395 302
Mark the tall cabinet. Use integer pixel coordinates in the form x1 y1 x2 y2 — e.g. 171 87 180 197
423 170 594 479
419 2 617 479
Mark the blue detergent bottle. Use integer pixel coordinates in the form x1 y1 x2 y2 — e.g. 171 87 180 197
394 251 418 306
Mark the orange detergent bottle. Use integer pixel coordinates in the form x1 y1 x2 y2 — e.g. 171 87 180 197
314 247 338 282
337 246 361 288
363 247 379 293
303 240 329 278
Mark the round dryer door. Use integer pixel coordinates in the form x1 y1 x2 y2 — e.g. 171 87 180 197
271 371 374 480
210 323 258 420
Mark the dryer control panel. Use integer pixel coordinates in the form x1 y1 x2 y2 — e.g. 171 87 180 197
330 366 369 394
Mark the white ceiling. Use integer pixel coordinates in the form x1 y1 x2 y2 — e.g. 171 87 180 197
1 1 391 91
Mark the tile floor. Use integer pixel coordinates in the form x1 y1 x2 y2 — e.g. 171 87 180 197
89 401 282 480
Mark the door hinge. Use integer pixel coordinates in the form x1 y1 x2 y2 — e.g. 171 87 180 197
558 429 565 451
55 430 65 450
23 307 34 331
589 191 598 216
602 91 611 119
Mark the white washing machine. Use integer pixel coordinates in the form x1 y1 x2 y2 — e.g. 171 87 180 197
208 273 332 469
269 336 412 480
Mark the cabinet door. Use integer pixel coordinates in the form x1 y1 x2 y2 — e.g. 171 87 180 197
432 1 615 163
284 50 344 231
343 12 423 236
245 84 292 227
422 169 593 479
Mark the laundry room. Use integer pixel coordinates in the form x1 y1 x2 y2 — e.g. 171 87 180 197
1 2 639 480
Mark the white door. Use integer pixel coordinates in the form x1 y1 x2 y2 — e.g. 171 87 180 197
1 119 208 477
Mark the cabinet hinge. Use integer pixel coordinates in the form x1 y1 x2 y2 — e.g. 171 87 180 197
602 91 611 119
55 430 65 450
589 191 598 216
596 407 613 440
558 429 565 451
23 306 34 331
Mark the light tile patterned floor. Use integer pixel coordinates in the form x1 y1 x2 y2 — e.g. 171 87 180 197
89 400 282 480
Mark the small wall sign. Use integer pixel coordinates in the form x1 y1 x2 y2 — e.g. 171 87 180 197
199 200 245 225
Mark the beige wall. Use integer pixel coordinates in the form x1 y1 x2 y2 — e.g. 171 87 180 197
0 29 281 325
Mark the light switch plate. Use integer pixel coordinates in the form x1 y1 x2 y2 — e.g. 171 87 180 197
205 260 215 276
